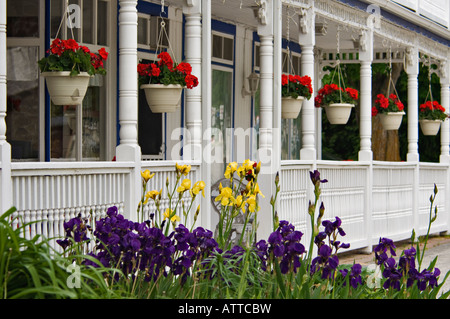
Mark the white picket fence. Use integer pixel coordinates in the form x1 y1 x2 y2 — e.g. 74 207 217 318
7 159 450 254
278 160 450 253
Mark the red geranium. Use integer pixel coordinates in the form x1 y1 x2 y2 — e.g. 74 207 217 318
281 74 313 100
372 93 404 116
39 38 108 76
419 100 447 121
314 83 358 108
138 52 199 89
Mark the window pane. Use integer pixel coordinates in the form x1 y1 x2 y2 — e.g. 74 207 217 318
97 0 108 45
212 35 222 59
138 17 148 45
83 0 94 43
138 60 162 156
7 0 39 38
223 37 233 61
6 47 40 160
82 76 104 160
211 69 233 183
51 104 77 160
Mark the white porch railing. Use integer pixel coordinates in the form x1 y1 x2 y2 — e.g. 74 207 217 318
279 160 450 254
140 161 202 228
9 160 201 252
10 161 134 252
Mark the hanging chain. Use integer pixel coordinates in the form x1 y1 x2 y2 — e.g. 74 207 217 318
55 0 75 41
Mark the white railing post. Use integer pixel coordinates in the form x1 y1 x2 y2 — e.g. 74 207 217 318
405 46 420 162
117 0 141 221
0 0 12 214
299 6 316 161
183 1 202 161
405 45 420 232
358 29 373 162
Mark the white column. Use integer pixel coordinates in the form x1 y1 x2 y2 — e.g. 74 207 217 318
0 0 12 213
256 0 276 241
405 46 420 162
358 30 373 161
183 2 202 161
440 60 450 162
299 8 316 160
117 0 141 221
201 0 212 230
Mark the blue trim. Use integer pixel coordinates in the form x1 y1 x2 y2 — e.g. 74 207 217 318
283 38 301 53
211 20 236 35
337 0 450 47
137 0 168 17
44 0 51 162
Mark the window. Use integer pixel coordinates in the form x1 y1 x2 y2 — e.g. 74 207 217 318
211 68 233 182
137 12 171 160
49 0 111 161
212 32 234 64
6 0 43 161
138 14 170 50
281 49 302 160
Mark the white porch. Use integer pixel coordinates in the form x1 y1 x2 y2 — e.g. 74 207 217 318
1 0 450 253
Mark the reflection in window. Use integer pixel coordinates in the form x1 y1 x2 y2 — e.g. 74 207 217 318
50 76 105 161
211 69 233 183
6 47 40 160
6 0 39 38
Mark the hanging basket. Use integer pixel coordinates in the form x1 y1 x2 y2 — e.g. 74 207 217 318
43 71 91 105
141 84 183 113
379 112 405 131
324 103 354 124
281 96 304 119
419 119 442 136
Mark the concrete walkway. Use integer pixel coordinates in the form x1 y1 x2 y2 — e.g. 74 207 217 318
339 235 450 297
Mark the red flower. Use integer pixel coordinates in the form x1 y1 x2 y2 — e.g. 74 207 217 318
372 106 378 117
185 74 199 89
176 62 192 75
98 48 109 61
158 52 173 70
64 39 79 51
137 63 150 76
345 87 359 100
150 63 161 77
281 74 288 86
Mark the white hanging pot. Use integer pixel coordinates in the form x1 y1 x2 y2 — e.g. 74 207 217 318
419 119 442 136
281 96 304 119
42 71 91 105
141 84 183 113
379 112 405 131
324 103 355 124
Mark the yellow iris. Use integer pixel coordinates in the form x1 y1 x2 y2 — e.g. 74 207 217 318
224 161 238 179
191 180 206 197
177 179 191 193
234 195 245 213
164 208 180 222
215 184 234 206
141 169 155 183
246 195 259 213
145 189 161 201
175 163 191 176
